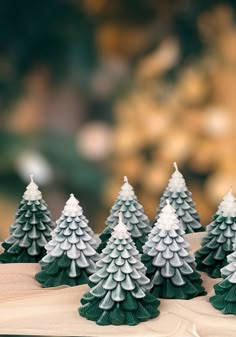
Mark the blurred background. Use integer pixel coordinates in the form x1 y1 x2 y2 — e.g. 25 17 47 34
1 0 236 239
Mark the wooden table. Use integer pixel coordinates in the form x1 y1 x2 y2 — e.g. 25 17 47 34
0 233 235 337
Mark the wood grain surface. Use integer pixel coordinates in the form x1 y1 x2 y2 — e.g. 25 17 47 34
0 233 235 337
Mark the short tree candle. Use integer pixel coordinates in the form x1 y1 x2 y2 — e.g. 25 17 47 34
195 188 236 278
35 194 99 287
210 242 236 314
79 213 160 325
154 163 204 233
0 175 54 263
97 176 151 254
142 200 206 299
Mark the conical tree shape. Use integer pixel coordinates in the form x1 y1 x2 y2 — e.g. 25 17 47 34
142 200 206 299
97 176 151 254
79 213 160 326
0 175 54 263
195 188 236 278
35 194 99 287
154 163 204 234
210 243 236 315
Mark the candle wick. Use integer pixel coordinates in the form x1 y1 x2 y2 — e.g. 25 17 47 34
166 199 170 206
173 162 178 171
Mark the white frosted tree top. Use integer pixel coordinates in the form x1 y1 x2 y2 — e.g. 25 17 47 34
63 194 83 217
218 188 236 217
156 200 181 231
112 212 129 240
168 162 187 192
23 174 42 201
118 176 135 199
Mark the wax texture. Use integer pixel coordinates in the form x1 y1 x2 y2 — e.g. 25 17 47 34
142 201 206 299
195 190 236 278
154 164 204 233
35 194 99 287
0 178 53 263
210 246 236 314
79 216 160 325
97 177 151 254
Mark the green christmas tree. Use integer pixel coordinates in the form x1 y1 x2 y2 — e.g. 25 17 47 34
35 194 99 287
210 242 236 315
142 200 206 299
154 163 204 233
97 176 151 254
0 175 54 263
79 213 160 326
195 189 236 278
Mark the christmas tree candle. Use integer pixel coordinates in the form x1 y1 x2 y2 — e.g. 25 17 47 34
0 175 54 263
195 188 236 278
35 194 99 287
79 213 160 326
97 176 151 254
154 162 204 233
210 241 236 314
142 200 206 299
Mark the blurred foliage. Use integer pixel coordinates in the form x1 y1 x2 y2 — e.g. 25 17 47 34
0 0 97 109
105 0 236 228
1 0 236 238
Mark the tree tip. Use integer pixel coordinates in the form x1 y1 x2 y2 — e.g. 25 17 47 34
30 174 34 182
173 162 178 171
124 176 128 183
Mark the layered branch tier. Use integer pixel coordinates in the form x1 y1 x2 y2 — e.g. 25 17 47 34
210 243 236 315
195 189 236 278
154 163 204 234
97 177 151 254
0 175 54 263
142 200 206 299
35 194 99 287
79 213 160 325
